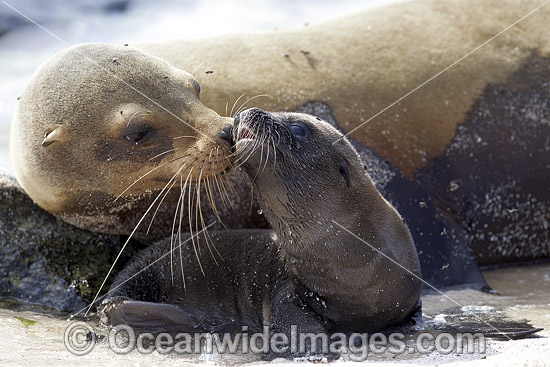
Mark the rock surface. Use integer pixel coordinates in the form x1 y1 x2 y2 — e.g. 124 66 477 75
0 172 146 312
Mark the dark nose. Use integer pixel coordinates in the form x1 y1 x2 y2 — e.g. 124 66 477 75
218 124 233 145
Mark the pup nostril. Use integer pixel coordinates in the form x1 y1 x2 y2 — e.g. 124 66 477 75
218 124 233 145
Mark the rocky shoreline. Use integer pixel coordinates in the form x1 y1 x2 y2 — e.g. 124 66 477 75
0 171 146 312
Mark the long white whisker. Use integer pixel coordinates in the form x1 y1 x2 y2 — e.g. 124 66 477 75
233 94 270 117
191 62 208 78
85 157 193 316
169 177 184 285
186 168 205 275
146 156 199 235
173 135 199 140
114 152 192 202
149 147 190 161
230 93 246 118
71 222 217 319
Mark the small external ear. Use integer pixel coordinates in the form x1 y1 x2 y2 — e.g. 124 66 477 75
41 127 64 147
338 159 351 188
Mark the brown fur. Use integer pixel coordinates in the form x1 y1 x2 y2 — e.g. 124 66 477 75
134 0 550 176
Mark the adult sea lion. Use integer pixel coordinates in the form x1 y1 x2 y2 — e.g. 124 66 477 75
134 0 549 175
100 109 422 338
132 0 550 268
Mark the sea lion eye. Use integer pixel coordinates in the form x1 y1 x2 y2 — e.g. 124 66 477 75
289 123 309 139
193 80 201 98
124 130 151 144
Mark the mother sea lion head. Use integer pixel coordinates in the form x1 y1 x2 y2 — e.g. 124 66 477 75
10 43 233 226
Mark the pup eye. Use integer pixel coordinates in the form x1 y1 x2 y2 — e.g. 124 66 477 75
289 123 309 139
124 130 151 144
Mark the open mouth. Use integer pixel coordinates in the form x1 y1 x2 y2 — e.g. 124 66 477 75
233 114 255 143
232 109 265 148
230 122 256 153
237 127 255 141
234 127 256 154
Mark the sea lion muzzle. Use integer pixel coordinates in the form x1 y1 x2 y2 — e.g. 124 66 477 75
218 124 234 146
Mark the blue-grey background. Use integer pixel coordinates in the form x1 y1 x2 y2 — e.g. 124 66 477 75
0 0 405 173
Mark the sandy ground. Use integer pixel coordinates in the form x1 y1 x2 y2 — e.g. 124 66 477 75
0 263 549 367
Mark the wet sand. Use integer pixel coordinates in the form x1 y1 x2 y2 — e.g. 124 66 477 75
1 263 549 366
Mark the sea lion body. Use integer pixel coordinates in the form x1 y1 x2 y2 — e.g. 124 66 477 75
101 110 422 337
134 0 550 176
131 0 550 269
8 0 550 296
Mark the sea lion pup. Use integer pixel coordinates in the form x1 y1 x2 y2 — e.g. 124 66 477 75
100 109 422 339
9 43 265 240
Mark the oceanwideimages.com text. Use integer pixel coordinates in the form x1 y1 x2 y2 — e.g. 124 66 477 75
64 321 486 360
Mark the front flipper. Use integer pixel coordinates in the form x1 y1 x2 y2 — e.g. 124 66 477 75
99 297 236 335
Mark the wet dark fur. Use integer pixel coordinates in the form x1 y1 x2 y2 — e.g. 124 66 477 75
295 54 550 284
296 102 486 288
